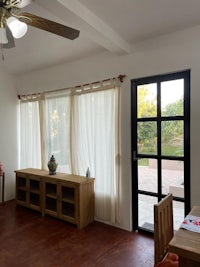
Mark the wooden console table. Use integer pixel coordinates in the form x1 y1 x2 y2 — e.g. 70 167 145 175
15 168 95 229
0 172 5 205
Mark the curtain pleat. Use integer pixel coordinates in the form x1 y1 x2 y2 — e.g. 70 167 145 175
20 101 41 168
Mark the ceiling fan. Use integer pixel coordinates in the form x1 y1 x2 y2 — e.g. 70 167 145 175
0 0 80 48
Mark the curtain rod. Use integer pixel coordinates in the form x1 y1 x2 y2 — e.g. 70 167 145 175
18 74 126 100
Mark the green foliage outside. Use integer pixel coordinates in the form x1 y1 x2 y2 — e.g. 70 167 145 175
137 86 183 165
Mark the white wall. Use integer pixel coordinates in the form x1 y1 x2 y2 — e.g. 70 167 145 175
15 25 200 231
0 72 18 202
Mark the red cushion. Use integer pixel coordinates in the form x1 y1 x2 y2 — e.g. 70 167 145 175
155 253 179 267
165 252 179 262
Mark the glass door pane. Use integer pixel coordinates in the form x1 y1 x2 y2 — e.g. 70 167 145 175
161 121 184 156
137 122 157 155
138 194 157 231
138 159 157 193
161 79 184 116
162 160 184 198
137 83 157 118
138 157 158 230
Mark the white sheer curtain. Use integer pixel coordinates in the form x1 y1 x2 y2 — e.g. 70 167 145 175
44 92 71 173
20 101 41 169
19 79 121 224
71 88 120 223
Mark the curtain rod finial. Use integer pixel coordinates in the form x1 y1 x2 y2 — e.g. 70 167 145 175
118 75 126 83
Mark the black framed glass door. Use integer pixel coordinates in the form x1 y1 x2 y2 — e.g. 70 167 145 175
131 70 190 232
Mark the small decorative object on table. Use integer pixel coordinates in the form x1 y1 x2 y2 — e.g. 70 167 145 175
48 155 58 175
86 167 90 178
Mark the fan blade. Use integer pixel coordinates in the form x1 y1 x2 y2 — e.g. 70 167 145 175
3 27 15 49
15 0 32 8
19 12 80 40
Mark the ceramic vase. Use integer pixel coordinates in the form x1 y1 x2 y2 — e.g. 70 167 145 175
48 155 58 175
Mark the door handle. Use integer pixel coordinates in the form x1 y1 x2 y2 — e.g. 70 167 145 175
133 151 140 161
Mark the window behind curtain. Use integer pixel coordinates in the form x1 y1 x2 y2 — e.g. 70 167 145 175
45 94 71 173
20 101 41 168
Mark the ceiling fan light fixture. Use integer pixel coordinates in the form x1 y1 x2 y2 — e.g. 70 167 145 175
0 27 8 44
7 16 28 39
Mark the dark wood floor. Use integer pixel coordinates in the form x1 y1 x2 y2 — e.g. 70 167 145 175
0 200 154 267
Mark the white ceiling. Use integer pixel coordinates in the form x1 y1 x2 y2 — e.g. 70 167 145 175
1 0 200 75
